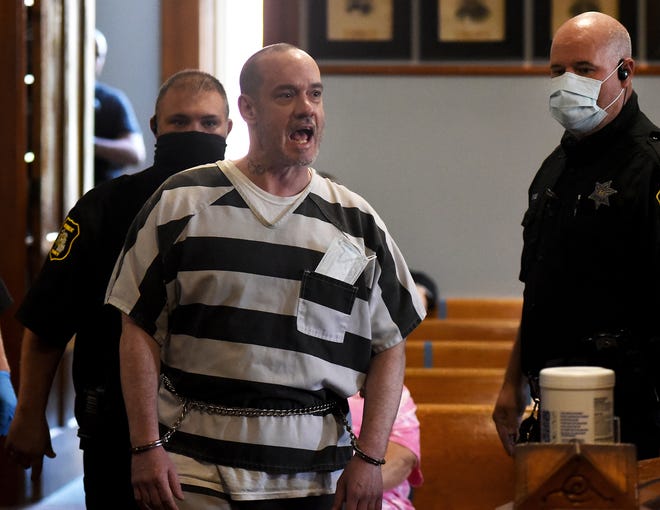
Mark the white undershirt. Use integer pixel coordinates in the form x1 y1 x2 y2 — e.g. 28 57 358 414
222 161 314 227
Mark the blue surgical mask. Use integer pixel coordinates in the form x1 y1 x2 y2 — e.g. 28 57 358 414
549 62 625 135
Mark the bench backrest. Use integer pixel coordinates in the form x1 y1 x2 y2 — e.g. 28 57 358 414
438 297 522 320
405 367 505 405
409 318 518 342
414 403 515 509
405 339 513 368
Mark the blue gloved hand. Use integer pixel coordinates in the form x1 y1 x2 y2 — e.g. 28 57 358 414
0 370 17 435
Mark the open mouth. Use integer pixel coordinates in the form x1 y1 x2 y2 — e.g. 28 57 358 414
290 127 314 145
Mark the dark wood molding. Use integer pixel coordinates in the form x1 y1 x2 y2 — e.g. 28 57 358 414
160 0 215 83
0 0 28 369
318 64 550 76
0 0 89 503
0 1 29 502
316 63 660 76
263 0 299 46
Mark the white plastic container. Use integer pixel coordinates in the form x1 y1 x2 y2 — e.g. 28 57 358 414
539 366 615 444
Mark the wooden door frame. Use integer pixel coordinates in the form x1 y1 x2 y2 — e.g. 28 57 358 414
0 0 92 504
160 0 300 83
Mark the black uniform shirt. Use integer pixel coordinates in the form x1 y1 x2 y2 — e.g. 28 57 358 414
519 92 660 373
16 131 227 446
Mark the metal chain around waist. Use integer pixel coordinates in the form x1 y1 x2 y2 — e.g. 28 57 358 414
161 373 338 419
158 374 353 456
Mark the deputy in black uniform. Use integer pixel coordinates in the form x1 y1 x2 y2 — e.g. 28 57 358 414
493 12 660 460
5 70 232 508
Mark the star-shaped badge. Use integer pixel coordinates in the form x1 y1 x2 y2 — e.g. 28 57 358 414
588 180 617 210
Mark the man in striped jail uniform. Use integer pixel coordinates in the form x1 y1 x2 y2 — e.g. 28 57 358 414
105 43 426 510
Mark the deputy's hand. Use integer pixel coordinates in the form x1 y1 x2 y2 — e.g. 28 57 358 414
492 381 526 456
332 456 383 510
131 446 184 510
5 405 55 480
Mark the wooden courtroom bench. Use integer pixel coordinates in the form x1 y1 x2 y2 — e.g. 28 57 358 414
409 318 518 342
413 403 515 510
405 339 513 369
405 367 505 405
438 297 522 320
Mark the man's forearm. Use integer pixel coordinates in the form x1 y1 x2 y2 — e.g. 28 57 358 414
357 342 406 460
94 132 145 166
15 329 66 417
120 313 162 447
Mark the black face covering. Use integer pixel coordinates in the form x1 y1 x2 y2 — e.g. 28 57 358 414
153 131 227 172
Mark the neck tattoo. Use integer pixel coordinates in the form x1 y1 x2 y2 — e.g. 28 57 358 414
247 158 266 175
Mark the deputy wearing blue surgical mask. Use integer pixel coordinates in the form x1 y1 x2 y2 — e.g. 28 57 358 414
549 60 628 134
547 14 632 136
493 11 660 463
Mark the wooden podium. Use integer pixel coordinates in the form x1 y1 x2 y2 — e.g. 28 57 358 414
513 442 638 509
638 457 660 510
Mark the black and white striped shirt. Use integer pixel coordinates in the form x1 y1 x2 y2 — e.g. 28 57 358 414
107 161 424 479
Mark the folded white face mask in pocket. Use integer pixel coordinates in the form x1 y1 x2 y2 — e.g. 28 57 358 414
315 235 373 285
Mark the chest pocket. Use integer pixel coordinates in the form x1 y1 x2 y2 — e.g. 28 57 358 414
296 270 358 343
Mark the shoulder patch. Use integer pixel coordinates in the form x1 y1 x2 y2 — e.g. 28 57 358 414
49 216 80 261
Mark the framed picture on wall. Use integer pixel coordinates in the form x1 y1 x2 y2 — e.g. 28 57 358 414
648 0 660 61
533 0 638 59
307 0 412 60
419 0 524 60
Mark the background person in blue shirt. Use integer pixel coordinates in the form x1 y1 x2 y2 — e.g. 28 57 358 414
93 29 145 184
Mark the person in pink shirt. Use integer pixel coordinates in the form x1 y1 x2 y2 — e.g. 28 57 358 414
348 385 423 509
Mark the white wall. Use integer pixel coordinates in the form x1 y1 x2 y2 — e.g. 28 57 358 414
315 74 660 298
93 2 660 298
